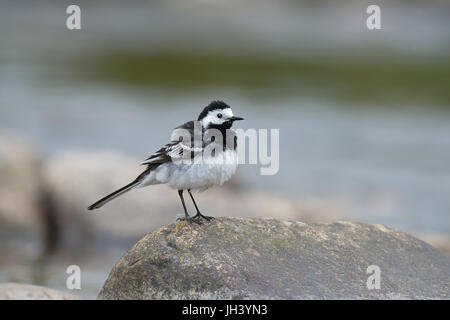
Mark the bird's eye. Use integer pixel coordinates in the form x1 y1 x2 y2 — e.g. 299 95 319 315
217 113 223 118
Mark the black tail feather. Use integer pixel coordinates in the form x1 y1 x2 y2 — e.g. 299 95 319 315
87 166 157 211
87 179 140 210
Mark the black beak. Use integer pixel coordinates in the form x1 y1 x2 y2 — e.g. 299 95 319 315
229 116 244 122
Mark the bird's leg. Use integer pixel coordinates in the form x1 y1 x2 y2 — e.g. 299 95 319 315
176 190 201 224
188 189 214 221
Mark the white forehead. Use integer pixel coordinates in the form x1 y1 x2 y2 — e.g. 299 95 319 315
220 108 234 118
201 107 234 126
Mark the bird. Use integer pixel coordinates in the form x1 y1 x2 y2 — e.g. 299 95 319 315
87 100 244 224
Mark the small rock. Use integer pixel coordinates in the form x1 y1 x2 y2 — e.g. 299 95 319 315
0 283 79 300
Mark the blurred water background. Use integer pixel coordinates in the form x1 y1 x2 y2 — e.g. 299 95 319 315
0 0 449 298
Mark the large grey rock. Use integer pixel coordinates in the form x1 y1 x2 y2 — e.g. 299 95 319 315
98 218 450 300
43 151 340 247
0 283 79 300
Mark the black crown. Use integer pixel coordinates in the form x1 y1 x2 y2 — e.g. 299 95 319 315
198 100 231 120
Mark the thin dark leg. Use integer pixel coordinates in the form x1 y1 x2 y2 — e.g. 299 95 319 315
188 189 214 221
177 190 201 224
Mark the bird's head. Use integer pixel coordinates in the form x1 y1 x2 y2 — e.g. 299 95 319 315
198 100 244 130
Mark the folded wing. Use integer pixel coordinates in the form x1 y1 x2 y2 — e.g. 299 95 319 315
140 120 203 165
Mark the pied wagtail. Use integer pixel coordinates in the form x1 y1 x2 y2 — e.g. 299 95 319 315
88 100 244 224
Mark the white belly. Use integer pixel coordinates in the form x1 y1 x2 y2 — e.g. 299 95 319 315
138 150 238 191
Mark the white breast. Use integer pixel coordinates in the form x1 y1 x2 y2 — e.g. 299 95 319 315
138 150 238 192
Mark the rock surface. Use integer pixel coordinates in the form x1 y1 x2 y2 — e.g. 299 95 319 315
0 283 79 300
98 217 450 300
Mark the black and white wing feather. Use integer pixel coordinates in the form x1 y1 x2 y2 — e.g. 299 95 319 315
140 120 203 165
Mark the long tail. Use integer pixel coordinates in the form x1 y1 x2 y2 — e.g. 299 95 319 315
87 179 141 210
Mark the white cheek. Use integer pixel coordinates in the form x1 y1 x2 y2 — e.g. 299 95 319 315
202 114 221 126
201 108 234 127
202 114 224 126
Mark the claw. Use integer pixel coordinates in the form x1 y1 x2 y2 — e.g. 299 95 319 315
177 216 203 225
193 213 215 222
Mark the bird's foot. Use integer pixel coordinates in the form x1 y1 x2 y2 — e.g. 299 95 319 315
177 215 203 225
193 212 215 222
